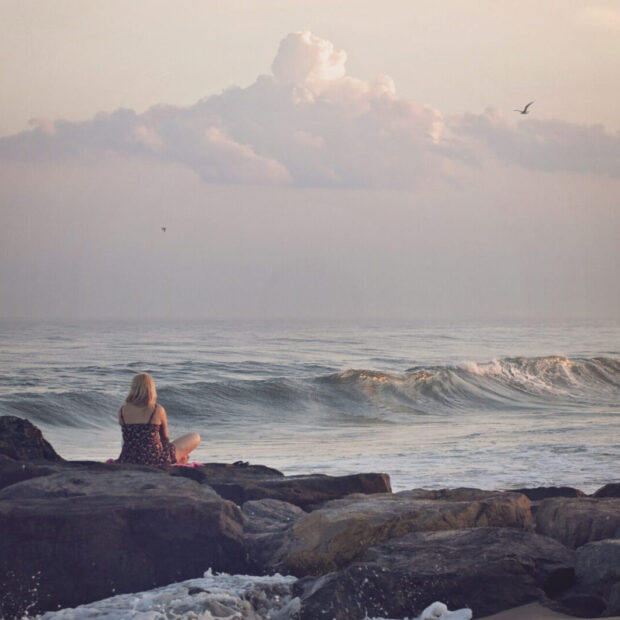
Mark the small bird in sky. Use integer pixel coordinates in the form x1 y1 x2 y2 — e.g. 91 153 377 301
161 227 167 233
514 101 534 115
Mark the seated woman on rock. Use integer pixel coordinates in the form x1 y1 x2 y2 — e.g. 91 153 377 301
117 373 200 466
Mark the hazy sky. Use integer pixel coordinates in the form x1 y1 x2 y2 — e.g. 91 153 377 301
1 1 619 320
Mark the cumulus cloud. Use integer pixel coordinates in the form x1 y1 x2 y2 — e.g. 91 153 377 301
1 31 619 187
28 118 56 135
133 125 164 152
272 31 347 85
451 108 620 177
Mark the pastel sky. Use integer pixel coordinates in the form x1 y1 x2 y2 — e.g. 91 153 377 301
1 1 619 320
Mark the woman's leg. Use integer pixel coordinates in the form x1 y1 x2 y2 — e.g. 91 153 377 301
172 432 200 464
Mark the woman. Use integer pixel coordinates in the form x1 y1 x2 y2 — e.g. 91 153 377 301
117 373 200 466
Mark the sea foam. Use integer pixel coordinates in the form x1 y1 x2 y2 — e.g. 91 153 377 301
37 570 473 620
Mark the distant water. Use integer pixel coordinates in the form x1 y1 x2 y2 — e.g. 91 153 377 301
1 319 618 493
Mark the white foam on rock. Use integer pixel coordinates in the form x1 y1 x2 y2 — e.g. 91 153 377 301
372 601 473 620
37 570 299 620
36 570 473 620
417 601 473 620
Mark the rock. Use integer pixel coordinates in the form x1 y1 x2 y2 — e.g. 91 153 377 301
0 468 246 618
551 593 608 618
172 464 391 509
535 497 620 548
606 582 620 616
242 498 306 535
0 456 178 493
0 416 63 461
169 462 286 486
575 539 620 590
242 498 306 574
508 486 586 501
0 455 61 491
259 489 532 576
571 538 620 614
550 539 620 617
294 527 575 620
398 487 505 500
592 482 620 498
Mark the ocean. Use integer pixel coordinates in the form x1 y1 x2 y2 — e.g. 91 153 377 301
1 319 618 494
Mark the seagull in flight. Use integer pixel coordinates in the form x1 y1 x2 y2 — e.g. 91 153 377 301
514 101 534 115
161 226 167 233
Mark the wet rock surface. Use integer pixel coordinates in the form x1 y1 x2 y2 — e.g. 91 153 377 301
294 527 575 620
0 416 63 462
592 482 620 498
570 539 620 616
535 496 620 548
254 489 533 576
242 498 307 574
1 415 618 619
0 468 245 618
508 486 587 501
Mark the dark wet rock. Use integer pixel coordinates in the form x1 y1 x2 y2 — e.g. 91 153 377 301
172 464 391 509
592 482 620 498
535 497 620 548
570 538 620 615
294 527 574 620
397 487 529 504
0 455 61 491
0 469 245 619
506 487 588 525
0 416 63 462
575 539 620 591
397 487 502 500
549 539 620 617
606 582 620 616
0 456 169 493
242 498 306 574
551 592 608 618
169 462 285 485
242 498 306 534
258 489 532 576
509 486 586 501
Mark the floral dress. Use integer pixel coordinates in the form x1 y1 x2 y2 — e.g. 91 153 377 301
117 405 177 466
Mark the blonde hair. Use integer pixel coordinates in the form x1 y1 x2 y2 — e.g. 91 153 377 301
126 373 157 408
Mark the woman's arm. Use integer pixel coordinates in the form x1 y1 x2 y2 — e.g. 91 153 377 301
159 406 171 442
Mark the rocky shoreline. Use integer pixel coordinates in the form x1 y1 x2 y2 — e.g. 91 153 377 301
1 415 619 619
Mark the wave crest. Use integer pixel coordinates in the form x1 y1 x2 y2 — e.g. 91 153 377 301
1 356 617 429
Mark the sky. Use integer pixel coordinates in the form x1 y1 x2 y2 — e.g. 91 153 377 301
1 0 619 320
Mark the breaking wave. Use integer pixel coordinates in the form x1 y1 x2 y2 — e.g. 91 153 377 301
1 356 617 431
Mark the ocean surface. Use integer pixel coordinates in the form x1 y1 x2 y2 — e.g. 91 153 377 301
1 319 618 493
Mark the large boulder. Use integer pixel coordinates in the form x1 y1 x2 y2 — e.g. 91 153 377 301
549 538 620 617
0 468 246 618
242 498 307 535
172 463 391 509
607 583 620 616
254 488 532 576
0 454 61 491
0 416 63 461
295 527 575 620
508 486 586 501
592 482 620 498
574 539 620 613
575 539 620 590
242 498 307 574
535 497 620 548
